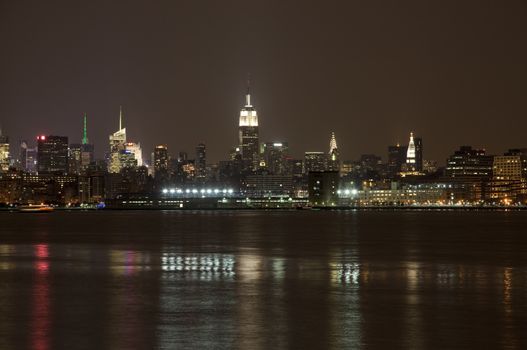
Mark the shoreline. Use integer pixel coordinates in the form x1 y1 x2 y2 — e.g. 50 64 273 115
2 206 527 212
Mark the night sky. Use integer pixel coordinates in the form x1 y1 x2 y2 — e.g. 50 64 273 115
1 0 526 164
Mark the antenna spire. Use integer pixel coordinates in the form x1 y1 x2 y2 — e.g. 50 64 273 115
82 112 89 144
245 74 252 107
119 105 123 130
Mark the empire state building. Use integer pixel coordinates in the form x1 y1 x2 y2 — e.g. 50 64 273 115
239 86 259 171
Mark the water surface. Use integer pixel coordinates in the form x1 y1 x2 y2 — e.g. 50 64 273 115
0 210 526 349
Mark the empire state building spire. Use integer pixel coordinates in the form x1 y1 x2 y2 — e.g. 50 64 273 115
245 74 252 107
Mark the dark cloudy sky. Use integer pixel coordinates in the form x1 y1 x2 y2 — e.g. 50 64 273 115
1 0 526 164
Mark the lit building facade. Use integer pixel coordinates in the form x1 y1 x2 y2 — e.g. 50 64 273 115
404 132 422 171
238 88 259 171
69 113 94 175
108 107 127 173
0 128 9 172
304 152 327 173
328 132 340 171
153 145 169 177
244 174 293 197
124 142 143 166
489 155 524 203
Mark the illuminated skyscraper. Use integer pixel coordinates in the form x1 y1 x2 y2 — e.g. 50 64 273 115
406 132 416 166
81 112 94 167
405 132 423 172
70 113 94 174
238 83 259 171
153 145 169 177
0 127 9 172
108 106 127 173
124 142 143 166
328 132 340 171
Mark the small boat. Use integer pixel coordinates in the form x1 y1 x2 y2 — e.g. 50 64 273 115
18 204 54 213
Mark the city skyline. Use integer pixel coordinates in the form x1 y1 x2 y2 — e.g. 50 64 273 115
1 1 527 164
0 88 525 167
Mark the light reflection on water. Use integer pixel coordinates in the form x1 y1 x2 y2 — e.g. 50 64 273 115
31 244 50 350
0 211 526 349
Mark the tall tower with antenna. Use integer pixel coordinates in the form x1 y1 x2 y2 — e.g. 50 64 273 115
238 76 260 171
328 132 340 171
108 106 127 173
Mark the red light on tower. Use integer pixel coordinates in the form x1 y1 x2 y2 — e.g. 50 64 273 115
37 135 46 141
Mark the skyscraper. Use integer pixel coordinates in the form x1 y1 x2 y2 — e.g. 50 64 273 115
37 135 69 174
414 136 423 171
70 113 94 174
81 112 94 168
406 132 416 166
238 83 259 171
304 152 327 173
262 142 289 175
124 142 143 166
108 106 127 173
195 143 206 179
328 132 340 171
0 127 9 172
404 132 423 172
388 143 407 176
19 140 28 171
153 145 169 177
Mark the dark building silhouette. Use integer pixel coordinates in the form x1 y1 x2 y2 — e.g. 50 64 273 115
262 142 289 175
445 146 493 178
37 135 69 174
196 143 206 179
308 171 339 207
388 144 407 176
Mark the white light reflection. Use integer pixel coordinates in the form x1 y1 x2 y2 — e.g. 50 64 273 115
331 262 360 285
161 253 235 279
